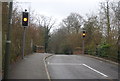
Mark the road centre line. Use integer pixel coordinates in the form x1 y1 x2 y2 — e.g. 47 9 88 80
82 64 108 77
47 62 108 77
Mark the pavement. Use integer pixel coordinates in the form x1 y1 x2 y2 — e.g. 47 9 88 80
8 53 52 79
0 2 2 80
0 31 2 80
46 55 118 80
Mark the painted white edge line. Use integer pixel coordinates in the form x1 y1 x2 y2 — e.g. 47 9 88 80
83 64 108 77
43 55 52 81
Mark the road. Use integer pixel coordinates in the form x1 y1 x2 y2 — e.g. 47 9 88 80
46 55 118 80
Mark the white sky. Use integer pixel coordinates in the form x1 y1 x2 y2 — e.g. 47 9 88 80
14 0 103 21
13 0 118 30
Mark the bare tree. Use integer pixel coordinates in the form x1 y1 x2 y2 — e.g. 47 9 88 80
100 1 111 44
36 15 56 52
111 1 120 61
61 13 84 34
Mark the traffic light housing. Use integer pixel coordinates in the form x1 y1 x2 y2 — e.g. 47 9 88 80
22 12 29 26
82 30 86 37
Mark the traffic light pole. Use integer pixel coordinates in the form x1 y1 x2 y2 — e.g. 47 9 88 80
22 27 26 59
21 9 28 59
82 38 85 54
82 30 85 54
3 2 13 79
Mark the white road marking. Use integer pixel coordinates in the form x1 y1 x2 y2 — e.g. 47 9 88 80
99 61 103 63
43 59 51 81
55 55 69 56
47 62 108 78
83 64 108 77
55 55 78 57
48 62 82 65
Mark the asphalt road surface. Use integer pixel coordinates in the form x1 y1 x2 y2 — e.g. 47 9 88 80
46 55 118 80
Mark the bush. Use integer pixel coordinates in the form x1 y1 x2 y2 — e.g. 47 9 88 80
97 43 110 57
87 49 95 55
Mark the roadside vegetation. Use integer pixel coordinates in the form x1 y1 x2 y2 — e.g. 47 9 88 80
49 1 119 62
2 0 119 68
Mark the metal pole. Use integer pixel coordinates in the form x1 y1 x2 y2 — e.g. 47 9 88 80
117 7 119 60
3 2 13 79
22 27 26 59
44 28 47 53
82 38 85 54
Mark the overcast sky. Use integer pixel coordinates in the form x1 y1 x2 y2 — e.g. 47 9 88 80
31 0 101 18
14 0 105 21
13 0 117 30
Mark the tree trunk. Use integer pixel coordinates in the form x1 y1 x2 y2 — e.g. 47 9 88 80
106 1 111 44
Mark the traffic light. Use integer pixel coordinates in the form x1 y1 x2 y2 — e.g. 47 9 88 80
82 30 86 37
22 12 29 26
